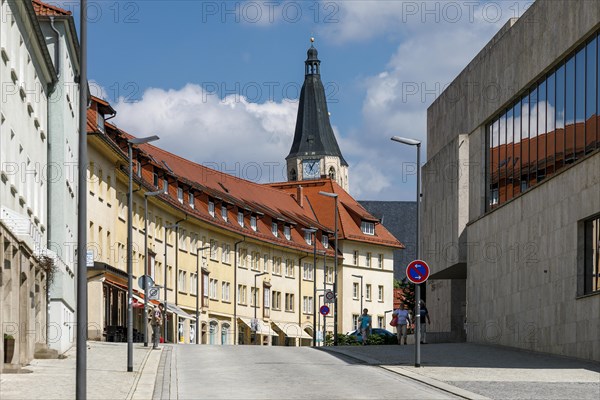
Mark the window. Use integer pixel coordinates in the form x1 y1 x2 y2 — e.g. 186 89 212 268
284 226 291 240
272 222 278 237
208 200 215 217
366 252 372 268
378 316 384 328
191 233 198 253
352 314 359 330
272 291 281 310
285 293 294 312
361 221 375 235
162 178 168 194
303 263 313 281
378 285 384 302
237 285 247 305
322 235 329 248
378 254 384 269
239 248 247 268
209 279 218 299
221 243 228 263
263 254 269 271
178 271 187 293
326 265 334 284
273 257 281 275
487 31 600 209
188 192 194 208
302 296 313 314
223 244 231 264
285 259 294 277
177 187 183 203
353 282 359 299
584 215 600 294
153 173 159 187
250 287 259 307
237 211 244 227
203 274 209 300
221 205 228 222
251 252 260 271
210 239 218 260
304 230 312 245
190 273 198 295
365 284 372 301
179 229 187 251
353 250 359 266
264 287 271 308
251 216 257 231
222 282 230 302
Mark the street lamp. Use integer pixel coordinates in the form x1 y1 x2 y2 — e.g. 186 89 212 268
127 135 159 372
391 135 422 367
143 190 162 347
318 191 338 346
302 227 317 347
253 271 268 344
352 274 364 314
196 246 210 344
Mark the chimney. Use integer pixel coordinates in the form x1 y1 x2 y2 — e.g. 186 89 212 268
296 185 303 207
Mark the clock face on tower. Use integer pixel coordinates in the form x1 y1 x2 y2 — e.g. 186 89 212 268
302 159 320 179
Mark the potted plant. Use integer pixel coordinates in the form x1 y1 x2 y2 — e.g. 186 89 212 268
3 333 15 364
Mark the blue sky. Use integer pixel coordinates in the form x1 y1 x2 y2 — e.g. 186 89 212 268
56 0 530 200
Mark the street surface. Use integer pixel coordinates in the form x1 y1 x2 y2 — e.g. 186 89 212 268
173 345 457 399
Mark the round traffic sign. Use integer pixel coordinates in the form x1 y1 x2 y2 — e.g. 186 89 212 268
406 260 430 284
319 305 330 316
138 274 154 290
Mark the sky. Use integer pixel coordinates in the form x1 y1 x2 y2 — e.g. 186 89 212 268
55 0 531 200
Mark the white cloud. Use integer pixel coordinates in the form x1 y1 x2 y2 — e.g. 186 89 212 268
112 84 298 183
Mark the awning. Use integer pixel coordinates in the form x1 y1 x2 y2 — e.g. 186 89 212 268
272 321 312 339
166 303 194 320
238 317 278 336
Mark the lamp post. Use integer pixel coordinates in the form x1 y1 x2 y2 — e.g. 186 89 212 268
318 191 338 346
127 135 159 372
196 246 210 344
143 191 162 347
302 227 317 347
253 271 268 344
352 274 364 313
391 135 422 367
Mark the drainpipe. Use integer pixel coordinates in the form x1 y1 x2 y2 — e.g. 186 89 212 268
298 254 309 328
174 215 187 306
49 17 61 78
233 237 245 345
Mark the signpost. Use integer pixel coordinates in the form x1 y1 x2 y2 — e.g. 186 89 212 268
148 286 160 301
319 305 330 316
406 259 430 368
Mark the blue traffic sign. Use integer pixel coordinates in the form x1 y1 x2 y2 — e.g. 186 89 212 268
406 260 430 284
319 305 330 316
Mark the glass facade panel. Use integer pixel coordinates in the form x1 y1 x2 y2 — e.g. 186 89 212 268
586 37 597 154
486 31 600 209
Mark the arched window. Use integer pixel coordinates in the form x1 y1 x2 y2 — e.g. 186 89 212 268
290 168 297 181
328 167 336 180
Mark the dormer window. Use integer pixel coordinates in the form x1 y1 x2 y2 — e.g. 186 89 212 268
177 187 184 203
304 230 312 245
153 173 159 187
361 221 375 235
250 216 257 231
221 205 228 222
322 235 329 249
208 200 215 217
96 112 104 132
238 212 244 228
188 192 194 208
272 222 278 238
284 226 291 240
162 178 168 194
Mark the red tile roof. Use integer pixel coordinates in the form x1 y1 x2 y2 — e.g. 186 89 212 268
269 180 404 249
32 0 71 16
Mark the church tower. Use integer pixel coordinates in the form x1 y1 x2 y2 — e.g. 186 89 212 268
286 39 349 191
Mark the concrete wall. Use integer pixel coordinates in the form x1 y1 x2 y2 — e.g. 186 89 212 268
467 151 600 361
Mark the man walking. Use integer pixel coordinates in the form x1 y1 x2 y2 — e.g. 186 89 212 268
419 300 431 344
149 303 164 349
357 308 371 345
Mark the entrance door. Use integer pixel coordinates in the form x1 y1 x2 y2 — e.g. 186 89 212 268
209 321 217 344
221 324 229 345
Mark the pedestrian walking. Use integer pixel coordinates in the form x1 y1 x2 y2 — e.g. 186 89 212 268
149 303 164 349
357 308 372 345
419 300 431 344
392 303 411 345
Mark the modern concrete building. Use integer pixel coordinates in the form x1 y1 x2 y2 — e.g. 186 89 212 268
423 0 600 361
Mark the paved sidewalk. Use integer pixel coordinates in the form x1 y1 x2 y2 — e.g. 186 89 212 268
322 343 600 400
0 341 162 400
